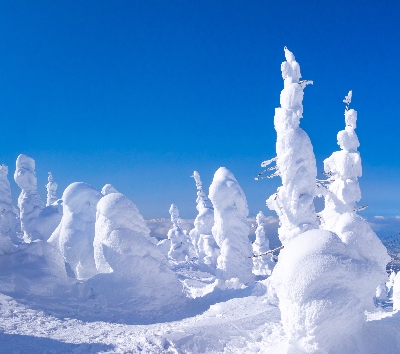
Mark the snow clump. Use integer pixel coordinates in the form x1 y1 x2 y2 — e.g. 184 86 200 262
209 167 254 286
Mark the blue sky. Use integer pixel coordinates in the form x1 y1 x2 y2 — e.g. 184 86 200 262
0 1 399 218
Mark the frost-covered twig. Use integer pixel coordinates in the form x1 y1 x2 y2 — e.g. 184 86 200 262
248 245 284 258
261 157 277 168
343 90 352 111
354 204 368 212
255 171 280 180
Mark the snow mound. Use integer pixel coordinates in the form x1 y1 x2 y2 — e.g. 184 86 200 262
0 241 70 298
272 228 388 353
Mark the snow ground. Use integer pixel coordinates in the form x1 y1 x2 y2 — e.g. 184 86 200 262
1 216 400 354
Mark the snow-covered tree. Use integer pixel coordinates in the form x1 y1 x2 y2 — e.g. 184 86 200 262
0 164 19 244
89 192 184 310
318 91 362 229
318 93 388 274
101 184 118 195
14 154 45 242
265 47 318 245
266 49 390 352
189 171 219 267
48 182 102 280
209 167 254 285
167 204 193 262
46 172 58 206
393 272 400 312
252 211 274 276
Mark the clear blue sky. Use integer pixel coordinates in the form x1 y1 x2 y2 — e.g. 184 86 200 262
0 0 399 218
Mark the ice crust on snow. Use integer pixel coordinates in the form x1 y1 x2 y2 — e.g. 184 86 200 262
209 167 254 285
14 154 45 242
48 182 102 280
266 47 318 245
189 171 219 267
252 211 275 276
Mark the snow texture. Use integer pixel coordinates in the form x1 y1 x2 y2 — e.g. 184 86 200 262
209 167 254 285
252 211 275 276
90 192 184 311
46 172 58 206
266 47 318 245
14 154 45 242
166 204 194 262
189 171 219 267
48 182 102 280
0 164 19 247
101 183 118 195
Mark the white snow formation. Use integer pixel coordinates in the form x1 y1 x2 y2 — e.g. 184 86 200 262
46 172 58 206
101 183 118 195
268 49 390 352
14 154 45 242
393 272 400 312
90 192 184 309
266 47 318 245
0 164 19 245
0 241 70 298
167 204 194 262
252 211 274 276
209 167 254 285
189 171 219 267
48 182 102 280
319 92 362 230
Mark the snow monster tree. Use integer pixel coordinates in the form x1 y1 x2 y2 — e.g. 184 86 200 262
265 48 389 353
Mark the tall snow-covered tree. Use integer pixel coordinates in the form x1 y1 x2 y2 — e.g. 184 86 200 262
265 49 390 351
46 172 58 206
14 154 45 242
189 171 219 267
265 47 318 245
318 93 388 272
209 167 254 285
